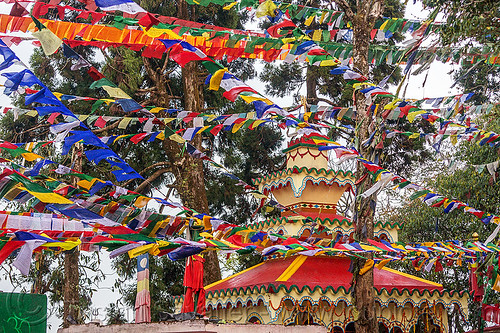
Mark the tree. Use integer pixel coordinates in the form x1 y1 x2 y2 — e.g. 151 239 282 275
422 0 500 49
105 303 128 325
387 91 499 331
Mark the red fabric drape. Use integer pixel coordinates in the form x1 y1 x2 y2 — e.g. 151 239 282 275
181 255 205 316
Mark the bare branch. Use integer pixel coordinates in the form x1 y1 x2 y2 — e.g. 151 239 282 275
329 0 354 21
133 167 172 193
309 97 336 106
17 123 50 135
91 120 120 135
121 161 172 188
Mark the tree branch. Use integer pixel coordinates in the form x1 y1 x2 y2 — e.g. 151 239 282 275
329 0 354 21
17 123 50 135
121 161 172 187
138 161 172 176
91 120 120 135
133 167 172 194
309 97 336 106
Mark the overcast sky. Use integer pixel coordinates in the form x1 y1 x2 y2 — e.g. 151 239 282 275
0 1 466 331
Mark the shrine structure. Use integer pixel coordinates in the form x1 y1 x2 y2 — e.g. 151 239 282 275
200 133 468 332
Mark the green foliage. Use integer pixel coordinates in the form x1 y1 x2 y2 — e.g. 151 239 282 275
423 0 500 49
452 61 500 105
381 118 436 178
390 107 500 329
105 303 127 325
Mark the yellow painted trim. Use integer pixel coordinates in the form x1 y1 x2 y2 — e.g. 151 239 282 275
276 255 307 282
205 262 266 290
381 267 442 287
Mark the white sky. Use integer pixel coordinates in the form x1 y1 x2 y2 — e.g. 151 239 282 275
0 1 466 331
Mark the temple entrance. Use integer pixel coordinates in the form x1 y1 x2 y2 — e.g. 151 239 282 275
330 322 403 333
410 312 442 333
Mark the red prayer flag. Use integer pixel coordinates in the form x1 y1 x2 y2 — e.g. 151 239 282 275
94 116 107 128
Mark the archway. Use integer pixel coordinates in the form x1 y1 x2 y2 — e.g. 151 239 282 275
410 312 442 333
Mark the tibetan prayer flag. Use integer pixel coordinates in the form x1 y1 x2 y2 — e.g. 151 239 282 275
32 28 62 56
160 40 213 67
95 0 146 14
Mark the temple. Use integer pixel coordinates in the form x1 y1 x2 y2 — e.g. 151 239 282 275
195 134 468 332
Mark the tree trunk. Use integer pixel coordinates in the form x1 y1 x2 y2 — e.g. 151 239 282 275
63 143 83 327
306 0 320 107
173 0 221 286
350 1 384 332
306 66 319 106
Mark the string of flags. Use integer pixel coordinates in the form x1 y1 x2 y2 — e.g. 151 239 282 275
0 38 143 182
8 15 498 235
1 209 499 276
312 138 500 239
3 25 497 238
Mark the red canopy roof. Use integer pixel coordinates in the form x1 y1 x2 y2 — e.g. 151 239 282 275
206 256 443 295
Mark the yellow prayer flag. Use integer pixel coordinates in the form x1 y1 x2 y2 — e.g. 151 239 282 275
319 11 327 24
232 120 246 133
21 152 42 162
102 86 131 99
209 68 228 91
353 82 375 90
256 0 277 18
303 111 312 122
319 59 340 66
25 142 34 152
199 231 213 239
77 178 101 190
150 107 164 113
156 132 165 140
240 95 273 104
312 30 322 41
250 119 266 129
128 243 156 258
32 28 62 55
375 259 391 270
19 187 73 204
42 239 81 250
359 259 374 275
134 196 152 208
450 135 458 145
312 138 340 145
304 14 315 26
168 133 185 143
492 273 500 292
379 19 391 31
142 27 168 38
407 110 426 123
118 117 133 129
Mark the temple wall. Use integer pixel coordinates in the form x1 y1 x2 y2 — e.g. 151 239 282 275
57 320 327 333
286 147 329 169
263 177 348 205
204 287 468 333
374 224 399 242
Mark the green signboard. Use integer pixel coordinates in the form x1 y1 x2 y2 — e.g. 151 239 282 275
0 292 47 333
